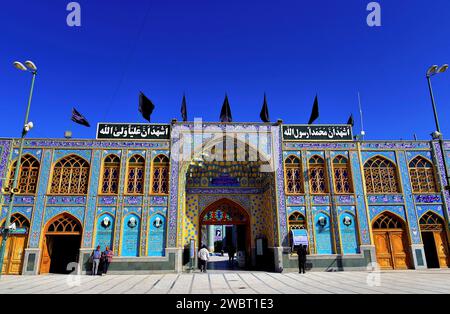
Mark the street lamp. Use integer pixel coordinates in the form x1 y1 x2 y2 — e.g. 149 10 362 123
426 64 450 191
0 60 37 278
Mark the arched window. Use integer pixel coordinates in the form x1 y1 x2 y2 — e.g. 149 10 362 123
50 155 90 195
126 155 145 194
333 155 353 194
420 212 444 231
2 213 30 229
373 212 404 229
309 155 328 194
8 154 40 194
100 155 120 194
151 155 169 195
364 157 400 194
284 155 304 194
409 157 438 193
288 212 307 230
46 214 81 234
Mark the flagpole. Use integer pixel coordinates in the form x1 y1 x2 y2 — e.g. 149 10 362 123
357 92 365 140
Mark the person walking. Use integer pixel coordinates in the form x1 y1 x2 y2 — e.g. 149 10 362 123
228 245 236 266
198 245 210 273
102 246 114 275
297 245 307 274
91 245 102 276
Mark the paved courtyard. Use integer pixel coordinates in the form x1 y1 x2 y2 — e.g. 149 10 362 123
1 269 450 294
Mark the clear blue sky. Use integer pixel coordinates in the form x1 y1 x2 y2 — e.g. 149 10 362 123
1 0 450 140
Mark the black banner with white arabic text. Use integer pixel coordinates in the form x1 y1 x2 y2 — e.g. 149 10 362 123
282 125 353 141
96 123 171 140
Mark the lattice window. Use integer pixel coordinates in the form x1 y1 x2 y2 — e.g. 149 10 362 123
101 155 120 194
309 155 328 194
2 213 30 229
151 155 169 195
47 214 81 234
364 157 400 194
126 155 145 194
373 213 403 229
420 212 444 231
8 154 40 194
284 155 304 194
289 212 307 230
409 157 437 193
333 155 353 194
49 155 90 195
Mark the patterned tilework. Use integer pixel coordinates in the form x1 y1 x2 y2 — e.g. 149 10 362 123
82 149 98 248
1 207 33 221
29 149 52 248
416 205 444 219
397 151 421 244
350 150 371 245
433 141 450 221
369 206 406 221
0 140 12 192
44 207 85 226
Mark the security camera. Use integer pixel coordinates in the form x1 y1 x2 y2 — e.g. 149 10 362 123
24 121 34 133
11 187 20 194
431 131 442 140
2 186 10 194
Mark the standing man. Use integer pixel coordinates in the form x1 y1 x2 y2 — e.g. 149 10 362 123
91 245 102 276
198 245 210 273
297 245 307 274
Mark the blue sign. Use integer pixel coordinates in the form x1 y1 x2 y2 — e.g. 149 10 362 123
291 229 308 247
148 214 166 256
121 214 140 257
95 214 114 250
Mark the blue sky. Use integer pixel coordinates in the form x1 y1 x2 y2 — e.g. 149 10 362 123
1 0 450 140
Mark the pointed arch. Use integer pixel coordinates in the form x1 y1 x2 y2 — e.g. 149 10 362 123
288 211 307 230
100 154 121 194
332 155 353 194
126 154 145 194
409 156 438 193
45 213 82 235
284 155 304 194
308 155 328 194
49 154 90 195
364 156 400 193
372 211 406 229
419 211 445 231
7 154 40 194
151 154 170 195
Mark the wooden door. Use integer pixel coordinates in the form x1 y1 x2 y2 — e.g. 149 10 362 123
373 231 394 269
1 236 27 275
40 236 51 274
434 231 450 268
1 237 12 274
390 231 409 269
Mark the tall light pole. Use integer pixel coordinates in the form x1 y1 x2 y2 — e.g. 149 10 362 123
0 61 37 278
426 64 449 190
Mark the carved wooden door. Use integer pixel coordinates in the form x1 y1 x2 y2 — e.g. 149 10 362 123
390 231 409 269
435 231 450 268
374 231 394 269
40 236 51 274
1 236 27 275
1 237 12 274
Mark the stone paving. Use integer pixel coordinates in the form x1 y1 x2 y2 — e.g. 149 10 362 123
1 269 450 294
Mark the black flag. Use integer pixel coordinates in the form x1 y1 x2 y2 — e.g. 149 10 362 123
220 94 232 122
139 92 155 122
71 108 90 127
181 94 188 122
260 93 270 123
308 95 319 124
347 114 354 127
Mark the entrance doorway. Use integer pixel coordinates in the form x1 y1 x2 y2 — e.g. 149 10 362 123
1 214 30 275
40 214 82 274
420 212 450 268
372 212 412 270
199 199 250 271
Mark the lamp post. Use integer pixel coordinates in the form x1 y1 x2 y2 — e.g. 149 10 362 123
426 64 449 190
0 61 37 278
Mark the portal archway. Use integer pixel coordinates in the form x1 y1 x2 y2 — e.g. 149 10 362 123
420 212 450 268
372 212 412 270
199 198 251 269
40 213 82 274
1 213 30 275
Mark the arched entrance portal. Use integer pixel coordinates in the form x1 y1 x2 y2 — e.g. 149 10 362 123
199 199 251 270
372 212 412 270
40 213 82 274
1 214 30 275
420 212 450 268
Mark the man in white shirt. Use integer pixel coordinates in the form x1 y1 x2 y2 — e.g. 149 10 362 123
198 245 210 273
